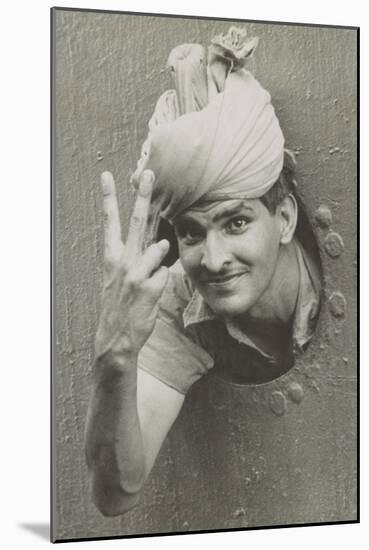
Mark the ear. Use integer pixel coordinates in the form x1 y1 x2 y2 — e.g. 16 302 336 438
277 194 298 245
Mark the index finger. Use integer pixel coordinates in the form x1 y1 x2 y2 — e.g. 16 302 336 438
125 170 155 257
101 171 122 260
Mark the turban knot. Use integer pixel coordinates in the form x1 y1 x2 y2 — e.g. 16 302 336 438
131 26 285 240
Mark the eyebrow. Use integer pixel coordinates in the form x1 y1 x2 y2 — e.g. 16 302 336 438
174 201 255 228
173 217 203 234
212 201 255 223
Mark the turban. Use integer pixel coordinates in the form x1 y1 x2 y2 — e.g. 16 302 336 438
131 27 285 240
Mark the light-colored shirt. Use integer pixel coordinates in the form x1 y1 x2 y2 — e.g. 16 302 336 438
138 240 322 394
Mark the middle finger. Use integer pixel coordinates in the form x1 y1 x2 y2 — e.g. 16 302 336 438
125 170 155 257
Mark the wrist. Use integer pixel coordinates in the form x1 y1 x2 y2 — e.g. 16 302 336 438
94 329 140 364
94 348 139 377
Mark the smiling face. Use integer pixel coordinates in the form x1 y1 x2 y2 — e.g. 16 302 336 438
173 198 287 320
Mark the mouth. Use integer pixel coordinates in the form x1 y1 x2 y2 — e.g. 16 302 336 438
202 272 248 289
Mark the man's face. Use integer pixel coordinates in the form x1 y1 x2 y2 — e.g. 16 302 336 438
173 198 283 319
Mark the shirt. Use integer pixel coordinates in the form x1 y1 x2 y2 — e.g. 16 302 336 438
138 239 322 394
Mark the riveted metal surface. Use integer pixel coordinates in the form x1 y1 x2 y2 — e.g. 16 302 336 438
53 9 357 540
324 232 345 258
269 391 287 416
287 382 304 403
328 291 347 318
315 205 333 229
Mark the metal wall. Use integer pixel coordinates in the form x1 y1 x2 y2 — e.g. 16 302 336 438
53 8 357 541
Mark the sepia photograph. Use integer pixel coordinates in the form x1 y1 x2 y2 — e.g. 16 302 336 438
51 7 358 542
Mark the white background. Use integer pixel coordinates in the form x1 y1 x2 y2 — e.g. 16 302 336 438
0 0 365 548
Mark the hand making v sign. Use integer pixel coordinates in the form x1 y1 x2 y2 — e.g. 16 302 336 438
85 170 184 517
94 169 170 367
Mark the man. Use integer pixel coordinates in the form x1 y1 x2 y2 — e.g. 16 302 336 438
84 27 322 517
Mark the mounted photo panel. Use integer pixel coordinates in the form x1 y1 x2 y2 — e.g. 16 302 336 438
51 7 358 543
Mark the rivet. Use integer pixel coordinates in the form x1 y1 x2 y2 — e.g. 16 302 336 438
324 232 345 258
315 205 332 228
328 291 346 317
269 391 287 416
288 382 304 403
96 151 104 161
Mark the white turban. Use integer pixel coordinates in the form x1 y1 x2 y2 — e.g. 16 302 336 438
131 27 285 233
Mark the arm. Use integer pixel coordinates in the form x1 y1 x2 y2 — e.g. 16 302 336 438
84 354 184 517
84 171 184 517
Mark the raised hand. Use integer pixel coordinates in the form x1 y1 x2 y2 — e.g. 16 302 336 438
94 170 170 365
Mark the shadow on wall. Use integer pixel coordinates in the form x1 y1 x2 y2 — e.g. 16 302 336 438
18 523 50 541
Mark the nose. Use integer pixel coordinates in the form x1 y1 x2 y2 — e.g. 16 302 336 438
200 231 232 273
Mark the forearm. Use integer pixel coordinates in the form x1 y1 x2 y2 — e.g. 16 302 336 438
85 170 170 515
84 351 145 516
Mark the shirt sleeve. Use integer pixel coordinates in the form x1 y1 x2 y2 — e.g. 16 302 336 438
137 263 214 394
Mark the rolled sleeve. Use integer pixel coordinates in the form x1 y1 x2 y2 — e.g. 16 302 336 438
138 316 213 394
137 261 214 394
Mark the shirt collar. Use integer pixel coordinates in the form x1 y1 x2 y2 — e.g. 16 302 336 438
182 240 321 357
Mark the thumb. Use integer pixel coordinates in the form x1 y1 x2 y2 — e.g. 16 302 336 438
147 266 169 295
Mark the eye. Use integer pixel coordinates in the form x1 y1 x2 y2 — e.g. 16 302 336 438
226 216 249 234
181 229 203 245
175 223 204 245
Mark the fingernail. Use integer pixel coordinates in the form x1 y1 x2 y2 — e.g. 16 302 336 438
159 239 170 251
101 172 114 196
140 170 155 196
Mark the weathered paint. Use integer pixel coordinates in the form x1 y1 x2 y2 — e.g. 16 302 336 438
53 9 357 541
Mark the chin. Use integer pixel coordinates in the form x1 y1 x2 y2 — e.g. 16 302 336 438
205 294 256 318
